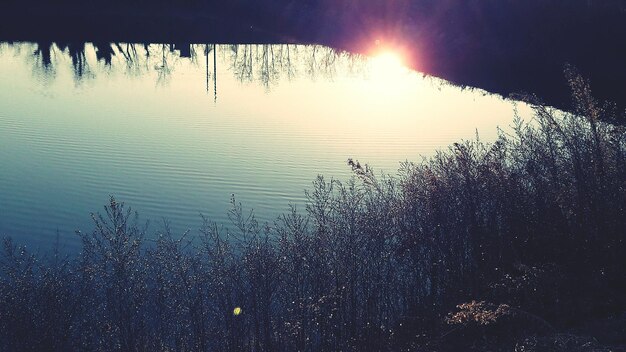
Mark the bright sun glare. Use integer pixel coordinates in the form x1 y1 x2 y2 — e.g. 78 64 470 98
368 51 407 80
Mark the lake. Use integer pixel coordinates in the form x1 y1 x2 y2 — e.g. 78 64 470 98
0 42 532 251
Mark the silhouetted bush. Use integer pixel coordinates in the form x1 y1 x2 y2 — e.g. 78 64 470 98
0 69 624 351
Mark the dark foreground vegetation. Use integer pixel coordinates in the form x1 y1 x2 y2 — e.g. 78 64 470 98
2 0 626 115
1 68 625 351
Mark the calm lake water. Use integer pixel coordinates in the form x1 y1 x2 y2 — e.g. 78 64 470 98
0 42 532 251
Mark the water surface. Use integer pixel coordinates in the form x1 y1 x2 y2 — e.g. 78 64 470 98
0 42 531 251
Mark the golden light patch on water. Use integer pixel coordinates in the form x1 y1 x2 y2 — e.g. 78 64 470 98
368 50 407 80
0 42 532 251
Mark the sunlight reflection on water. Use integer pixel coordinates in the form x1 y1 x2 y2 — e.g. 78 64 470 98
0 42 533 251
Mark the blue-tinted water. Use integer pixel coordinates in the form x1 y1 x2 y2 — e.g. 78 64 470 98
0 42 531 251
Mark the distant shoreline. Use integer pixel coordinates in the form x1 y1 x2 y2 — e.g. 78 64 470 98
0 6 288 44
3 2 625 117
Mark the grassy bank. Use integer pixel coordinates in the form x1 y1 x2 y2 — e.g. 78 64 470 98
1 69 625 351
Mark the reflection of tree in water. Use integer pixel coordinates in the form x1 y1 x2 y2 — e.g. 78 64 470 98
34 41 53 70
56 42 93 81
279 45 297 80
260 45 279 88
230 44 254 83
32 41 56 80
113 43 150 78
23 42 372 95
307 45 338 80
94 42 114 66
227 44 357 87
205 44 217 102
155 44 176 86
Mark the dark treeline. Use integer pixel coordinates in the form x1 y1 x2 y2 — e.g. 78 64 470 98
218 0 626 116
23 42 361 87
3 0 626 116
1 68 625 351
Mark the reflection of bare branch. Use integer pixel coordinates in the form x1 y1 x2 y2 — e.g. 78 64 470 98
189 45 198 65
155 44 173 86
304 45 348 80
280 44 296 80
113 43 149 77
70 44 87 78
34 41 53 69
231 44 254 83
204 44 212 94
346 52 367 76
307 46 319 79
31 42 57 80
259 45 278 89
53 42 94 83
114 43 130 61
12 42 374 95
202 44 217 102
213 45 217 102
94 42 114 66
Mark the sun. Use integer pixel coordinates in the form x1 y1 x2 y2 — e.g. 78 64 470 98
371 51 403 68
367 50 407 81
